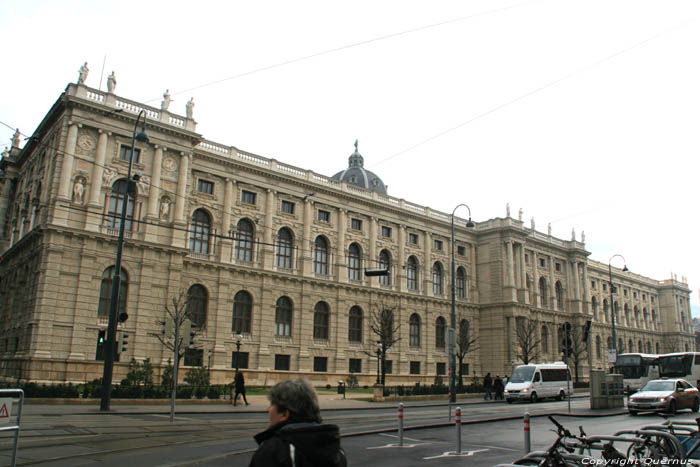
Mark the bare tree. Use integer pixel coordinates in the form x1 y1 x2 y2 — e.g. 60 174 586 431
664 335 683 353
367 300 401 385
516 317 540 364
567 324 588 383
456 312 478 387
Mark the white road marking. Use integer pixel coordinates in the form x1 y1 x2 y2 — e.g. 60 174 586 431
423 449 488 459
367 443 432 450
379 433 426 442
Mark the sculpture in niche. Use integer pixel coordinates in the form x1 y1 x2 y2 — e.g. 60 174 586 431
78 62 89 84
160 197 171 220
138 175 151 195
102 167 115 185
73 177 86 204
107 71 117 93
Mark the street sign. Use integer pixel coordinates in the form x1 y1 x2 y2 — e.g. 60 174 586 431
0 398 11 424
608 349 617 364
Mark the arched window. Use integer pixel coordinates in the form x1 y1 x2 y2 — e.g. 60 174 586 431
526 274 533 303
348 243 361 281
591 296 598 319
628 339 633 353
276 228 293 269
232 290 252 334
409 313 421 347
638 340 643 353
624 304 630 326
313 236 329 276
106 179 135 231
614 302 620 324
618 338 623 352
435 317 446 349
643 308 649 329
313 301 329 339
655 342 660 354
459 319 470 354
275 296 293 336
596 336 602 359
456 267 466 299
190 209 211 254
407 256 419 291
607 336 613 350
555 281 563 310
541 325 549 354
187 284 208 328
651 310 657 330
379 250 391 286
645 342 652 353
235 219 254 262
432 262 443 295
98 266 128 319
348 306 363 343
539 277 547 307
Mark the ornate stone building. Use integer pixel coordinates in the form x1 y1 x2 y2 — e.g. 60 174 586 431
0 81 694 386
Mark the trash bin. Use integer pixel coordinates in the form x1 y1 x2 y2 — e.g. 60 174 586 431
337 381 345 395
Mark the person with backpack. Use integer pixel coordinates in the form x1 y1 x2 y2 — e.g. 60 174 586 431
250 379 347 466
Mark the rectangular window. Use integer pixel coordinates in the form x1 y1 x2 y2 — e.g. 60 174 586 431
184 349 203 367
197 179 214 195
591 280 596 289
241 190 256 205
313 356 328 372
633 291 637 299
349 358 362 373
524 253 529 264
409 233 419 244
603 283 608 292
624 289 628 297
410 361 421 375
351 218 362 231
457 245 466 256
318 209 330 222
436 362 446 376
119 145 141 163
232 352 249 369
275 354 290 371
555 262 561 272
381 226 392 238
384 360 393 374
433 239 443 251
460 362 469 377
539 258 546 267
281 200 295 214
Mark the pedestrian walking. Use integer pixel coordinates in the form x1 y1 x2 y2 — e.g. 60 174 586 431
494 375 504 400
249 379 347 466
234 371 249 406
483 372 493 400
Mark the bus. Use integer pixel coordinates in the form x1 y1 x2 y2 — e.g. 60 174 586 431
658 352 700 388
612 353 660 394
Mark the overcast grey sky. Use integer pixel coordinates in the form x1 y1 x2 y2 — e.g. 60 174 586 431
1 0 698 315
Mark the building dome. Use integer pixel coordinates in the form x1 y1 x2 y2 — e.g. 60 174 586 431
331 141 387 195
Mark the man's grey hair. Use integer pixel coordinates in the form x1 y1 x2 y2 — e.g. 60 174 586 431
268 379 322 423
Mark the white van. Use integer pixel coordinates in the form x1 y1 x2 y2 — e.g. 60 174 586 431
504 362 572 403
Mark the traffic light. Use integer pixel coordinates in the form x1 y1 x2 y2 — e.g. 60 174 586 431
364 268 390 277
182 319 194 347
160 317 174 338
98 330 106 344
582 320 592 342
561 322 573 356
117 332 129 353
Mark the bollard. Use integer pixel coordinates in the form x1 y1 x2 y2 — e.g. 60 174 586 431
398 403 404 447
456 407 462 454
524 412 531 454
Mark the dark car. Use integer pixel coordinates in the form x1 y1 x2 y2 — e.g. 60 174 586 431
627 378 700 415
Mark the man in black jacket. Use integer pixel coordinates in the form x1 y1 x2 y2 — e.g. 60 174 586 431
250 379 347 466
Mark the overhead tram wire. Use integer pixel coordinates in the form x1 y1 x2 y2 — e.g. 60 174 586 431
369 17 697 170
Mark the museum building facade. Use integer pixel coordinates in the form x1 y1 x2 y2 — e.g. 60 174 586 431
0 81 693 386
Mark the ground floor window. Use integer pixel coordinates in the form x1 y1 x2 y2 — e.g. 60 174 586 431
184 349 203 367
410 361 421 375
436 362 446 375
275 354 290 371
232 352 249 369
314 356 328 372
460 363 469 377
349 358 362 373
384 360 393 374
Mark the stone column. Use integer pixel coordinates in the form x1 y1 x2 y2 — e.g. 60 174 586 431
174 153 190 223
302 199 312 276
397 225 406 292
573 260 582 313
337 209 347 282
147 146 164 217
533 252 540 307
424 231 432 295
581 263 590 315
368 217 377 286
505 240 516 301
470 243 478 301
549 255 556 309
58 123 79 200
219 178 234 263
262 189 275 269
520 244 528 304
88 130 108 206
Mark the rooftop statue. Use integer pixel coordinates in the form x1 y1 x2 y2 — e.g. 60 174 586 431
78 62 89 84
161 89 171 111
107 71 116 93
186 97 194 119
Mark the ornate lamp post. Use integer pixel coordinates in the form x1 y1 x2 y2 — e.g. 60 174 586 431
234 334 243 374
100 110 148 411
608 254 628 364
450 204 474 403
375 344 381 385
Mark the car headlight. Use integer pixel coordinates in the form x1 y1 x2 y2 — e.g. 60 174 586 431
522 388 529 393
630 397 638 402
658 397 667 402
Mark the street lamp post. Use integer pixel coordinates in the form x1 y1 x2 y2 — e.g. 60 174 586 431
450 204 475 403
608 254 628 365
234 334 242 374
100 110 148 411
375 345 381 385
